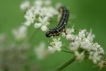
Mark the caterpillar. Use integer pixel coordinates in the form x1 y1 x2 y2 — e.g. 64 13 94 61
46 6 69 37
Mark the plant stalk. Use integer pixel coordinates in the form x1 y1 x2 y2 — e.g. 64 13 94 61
51 56 76 71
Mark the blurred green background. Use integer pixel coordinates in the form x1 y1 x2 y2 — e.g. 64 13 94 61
0 0 106 71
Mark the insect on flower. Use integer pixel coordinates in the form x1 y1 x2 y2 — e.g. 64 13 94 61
46 6 69 37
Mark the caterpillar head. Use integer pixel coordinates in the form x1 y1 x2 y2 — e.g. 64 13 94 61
46 29 52 37
46 31 51 37
46 29 56 37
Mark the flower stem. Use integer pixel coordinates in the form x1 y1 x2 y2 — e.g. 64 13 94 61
51 56 76 71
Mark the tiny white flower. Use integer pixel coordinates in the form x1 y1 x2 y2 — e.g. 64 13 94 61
50 37 60 45
55 41 62 51
91 43 100 51
12 25 27 41
44 0 51 6
38 16 50 25
20 1 30 10
86 29 95 42
89 52 102 64
34 23 42 28
38 6 58 17
75 51 85 61
34 0 43 6
24 10 35 23
48 37 62 53
93 42 100 48
48 42 62 53
48 46 56 53
62 26 75 40
98 47 105 55
80 40 92 51
34 16 50 31
24 21 31 26
98 60 105 70
39 7 48 16
69 41 80 51
41 25 48 31
78 29 86 38
35 42 49 59
66 34 75 41
75 36 81 41
66 27 75 34
48 7 59 16
41 7 58 17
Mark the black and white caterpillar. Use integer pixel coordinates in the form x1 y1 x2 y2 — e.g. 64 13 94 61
46 6 69 37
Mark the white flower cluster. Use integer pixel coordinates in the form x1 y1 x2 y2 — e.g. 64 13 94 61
20 0 58 31
48 37 62 53
20 0 30 10
35 38 62 59
12 25 27 41
62 27 106 69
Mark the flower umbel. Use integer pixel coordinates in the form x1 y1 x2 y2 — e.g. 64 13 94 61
22 0 58 32
63 27 105 69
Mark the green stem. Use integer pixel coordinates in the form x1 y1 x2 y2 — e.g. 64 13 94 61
63 46 69 50
51 56 76 71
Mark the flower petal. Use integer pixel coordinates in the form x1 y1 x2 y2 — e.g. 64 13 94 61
41 26 48 31
34 23 41 28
